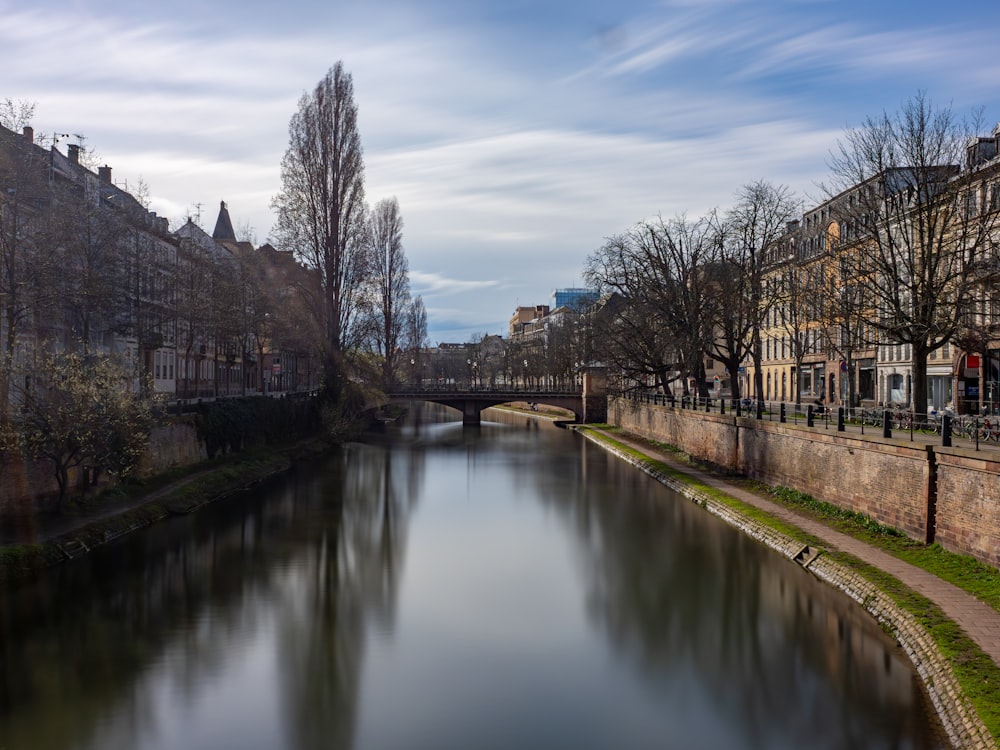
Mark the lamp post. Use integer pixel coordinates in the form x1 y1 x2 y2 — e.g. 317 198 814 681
410 358 416 387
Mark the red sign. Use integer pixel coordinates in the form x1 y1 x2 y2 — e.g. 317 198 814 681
967 354 981 369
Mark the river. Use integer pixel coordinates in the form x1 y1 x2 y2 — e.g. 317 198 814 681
0 406 946 749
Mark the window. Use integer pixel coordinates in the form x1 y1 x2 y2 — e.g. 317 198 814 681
889 373 905 404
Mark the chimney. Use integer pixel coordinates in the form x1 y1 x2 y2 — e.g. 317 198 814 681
67 143 80 164
98 165 112 183
22 126 33 144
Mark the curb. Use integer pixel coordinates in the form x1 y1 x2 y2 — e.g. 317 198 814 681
577 427 995 750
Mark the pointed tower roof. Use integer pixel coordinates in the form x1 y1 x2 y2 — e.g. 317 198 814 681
212 200 236 241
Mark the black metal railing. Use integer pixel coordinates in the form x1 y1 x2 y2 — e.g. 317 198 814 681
619 391 1000 451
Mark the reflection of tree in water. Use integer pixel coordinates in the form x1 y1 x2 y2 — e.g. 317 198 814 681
276 443 420 750
533 444 944 749
0 478 307 750
0 443 423 750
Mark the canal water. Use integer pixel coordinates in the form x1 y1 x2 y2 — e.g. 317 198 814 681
0 407 946 750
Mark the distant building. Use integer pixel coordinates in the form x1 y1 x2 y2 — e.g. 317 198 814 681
552 288 597 312
509 305 550 338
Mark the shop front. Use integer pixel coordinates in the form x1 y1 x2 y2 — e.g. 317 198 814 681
798 362 826 403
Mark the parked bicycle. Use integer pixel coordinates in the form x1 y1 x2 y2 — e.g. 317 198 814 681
980 418 1000 443
891 407 913 431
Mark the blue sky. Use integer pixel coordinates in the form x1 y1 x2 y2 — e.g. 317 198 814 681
4 0 1000 343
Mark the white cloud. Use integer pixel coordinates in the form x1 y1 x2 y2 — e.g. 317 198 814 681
410 271 501 297
4 0 1000 342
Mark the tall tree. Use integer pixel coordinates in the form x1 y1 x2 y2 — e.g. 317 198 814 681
586 216 716 396
272 61 368 388
0 113 58 415
404 295 428 383
724 181 799 403
365 197 410 386
53 195 125 354
826 92 1000 413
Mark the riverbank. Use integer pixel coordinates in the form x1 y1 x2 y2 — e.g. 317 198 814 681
574 424 999 750
0 437 332 586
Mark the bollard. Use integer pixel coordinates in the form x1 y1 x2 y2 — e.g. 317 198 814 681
942 414 952 447
756 400 764 420
779 402 786 423
806 405 814 427
720 398 725 415
837 406 845 432
883 409 892 439
705 397 711 413
735 398 742 417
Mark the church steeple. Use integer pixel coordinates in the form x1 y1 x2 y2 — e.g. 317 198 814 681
212 200 237 241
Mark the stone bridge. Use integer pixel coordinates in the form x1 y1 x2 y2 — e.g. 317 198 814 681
385 371 607 426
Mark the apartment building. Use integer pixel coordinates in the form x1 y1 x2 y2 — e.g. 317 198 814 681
0 124 319 409
750 123 1000 413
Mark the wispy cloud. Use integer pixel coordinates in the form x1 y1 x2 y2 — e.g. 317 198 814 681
409 271 501 297
4 0 999 341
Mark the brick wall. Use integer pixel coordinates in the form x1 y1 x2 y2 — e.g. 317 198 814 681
141 421 207 475
934 449 1000 569
737 418 931 541
610 398 933 547
610 398 739 471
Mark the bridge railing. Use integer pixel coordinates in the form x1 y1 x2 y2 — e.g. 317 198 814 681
386 383 583 395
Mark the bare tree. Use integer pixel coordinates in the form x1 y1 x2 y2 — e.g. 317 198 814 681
175 237 216 398
272 61 368 388
53 194 125 354
404 295 428 383
364 197 410 386
0 100 36 134
405 295 428 352
586 216 717 396
826 92 1000 412
0 119 58 415
724 181 800 403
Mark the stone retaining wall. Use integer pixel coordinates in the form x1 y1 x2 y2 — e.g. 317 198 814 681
934 448 1000 569
1 419 206 510
738 418 932 542
610 397 1000 567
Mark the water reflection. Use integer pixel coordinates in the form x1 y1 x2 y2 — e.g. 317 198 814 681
551 450 938 748
0 405 945 749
